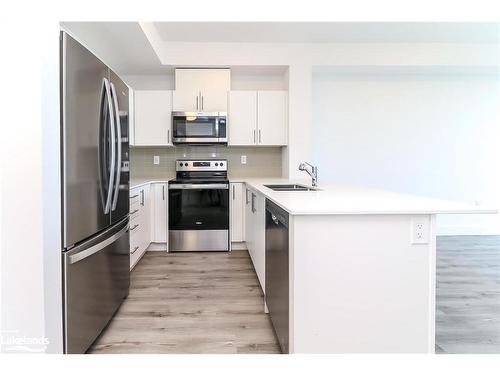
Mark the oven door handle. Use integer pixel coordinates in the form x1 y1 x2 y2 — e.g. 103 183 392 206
169 184 229 190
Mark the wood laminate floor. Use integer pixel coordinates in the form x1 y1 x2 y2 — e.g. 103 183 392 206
90 236 500 354
436 235 500 354
89 250 281 354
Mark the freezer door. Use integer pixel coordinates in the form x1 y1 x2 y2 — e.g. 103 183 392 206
61 32 114 248
109 70 130 225
63 217 130 354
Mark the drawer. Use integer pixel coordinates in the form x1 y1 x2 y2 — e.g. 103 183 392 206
129 216 141 238
130 200 141 218
130 231 140 255
130 189 140 205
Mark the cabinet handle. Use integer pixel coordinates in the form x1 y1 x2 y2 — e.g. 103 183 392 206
162 185 165 200
253 129 256 144
131 246 139 254
131 224 139 231
259 129 261 143
251 193 256 213
196 95 199 110
232 185 235 200
130 209 139 215
141 190 144 206
245 189 250 204
130 194 139 199
167 129 170 143
201 95 204 110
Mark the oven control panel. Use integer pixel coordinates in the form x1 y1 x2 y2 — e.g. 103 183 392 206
176 159 227 172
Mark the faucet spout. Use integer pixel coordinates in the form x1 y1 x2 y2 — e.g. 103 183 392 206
298 162 318 187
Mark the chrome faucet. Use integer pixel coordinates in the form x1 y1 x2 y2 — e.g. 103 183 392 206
298 162 318 187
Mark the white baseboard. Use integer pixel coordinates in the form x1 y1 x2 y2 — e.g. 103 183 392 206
231 242 247 250
147 242 168 251
437 225 500 236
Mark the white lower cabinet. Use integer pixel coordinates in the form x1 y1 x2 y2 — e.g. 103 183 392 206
129 184 151 270
245 185 266 292
230 182 245 243
151 183 168 244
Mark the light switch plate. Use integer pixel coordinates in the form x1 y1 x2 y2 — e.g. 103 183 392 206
153 155 160 165
241 155 247 165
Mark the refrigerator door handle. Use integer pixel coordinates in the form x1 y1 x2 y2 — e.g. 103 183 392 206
68 222 129 264
110 82 121 211
98 79 107 212
104 77 116 215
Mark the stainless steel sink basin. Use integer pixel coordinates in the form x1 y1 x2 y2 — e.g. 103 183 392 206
264 184 318 191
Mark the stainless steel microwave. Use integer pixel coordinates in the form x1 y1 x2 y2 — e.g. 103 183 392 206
172 112 227 145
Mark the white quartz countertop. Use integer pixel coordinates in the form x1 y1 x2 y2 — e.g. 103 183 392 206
130 178 173 189
130 177 496 216
242 178 496 216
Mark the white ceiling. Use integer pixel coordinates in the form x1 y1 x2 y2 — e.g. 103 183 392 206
60 22 499 76
60 22 165 75
153 22 500 44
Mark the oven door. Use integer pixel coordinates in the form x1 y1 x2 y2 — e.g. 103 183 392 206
168 183 229 251
172 112 226 144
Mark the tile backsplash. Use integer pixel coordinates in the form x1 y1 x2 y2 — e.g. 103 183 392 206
130 146 283 179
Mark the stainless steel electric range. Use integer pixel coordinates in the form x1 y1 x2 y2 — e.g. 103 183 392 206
168 159 229 252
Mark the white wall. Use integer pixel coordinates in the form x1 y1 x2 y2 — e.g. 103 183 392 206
312 69 500 235
0 22 52 353
122 74 174 90
139 33 498 180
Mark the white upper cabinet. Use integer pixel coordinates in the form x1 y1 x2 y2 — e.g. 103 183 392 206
257 91 288 146
200 88 229 112
228 90 288 146
228 91 257 145
134 90 173 146
128 88 135 145
172 89 200 112
173 68 230 112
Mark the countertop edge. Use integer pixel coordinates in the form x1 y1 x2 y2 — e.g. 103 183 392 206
130 178 497 216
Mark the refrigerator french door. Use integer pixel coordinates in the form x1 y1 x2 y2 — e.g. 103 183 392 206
61 32 130 354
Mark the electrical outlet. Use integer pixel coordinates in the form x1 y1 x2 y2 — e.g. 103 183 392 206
153 155 160 165
241 155 247 165
411 219 429 244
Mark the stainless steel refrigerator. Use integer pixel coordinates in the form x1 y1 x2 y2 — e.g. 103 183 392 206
60 31 130 354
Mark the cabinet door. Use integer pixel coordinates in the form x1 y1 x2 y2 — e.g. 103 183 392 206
200 89 228 112
176 68 230 93
172 89 201 112
228 91 257 145
245 187 254 255
230 183 244 242
128 88 135 145
139 184 151 251
257 91 288 146
152 183 168 243
253 191 266 292
134 90 172 145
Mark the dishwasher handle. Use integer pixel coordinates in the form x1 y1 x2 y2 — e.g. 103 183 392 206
266 201 289 228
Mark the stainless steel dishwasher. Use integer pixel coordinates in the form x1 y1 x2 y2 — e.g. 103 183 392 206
265 199 289 353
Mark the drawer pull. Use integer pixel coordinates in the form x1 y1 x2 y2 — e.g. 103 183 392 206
130 194 139 199
131 246 139 254
130 224 139 231
130 209 139 215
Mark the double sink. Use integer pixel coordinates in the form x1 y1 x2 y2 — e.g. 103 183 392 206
264 184 319 192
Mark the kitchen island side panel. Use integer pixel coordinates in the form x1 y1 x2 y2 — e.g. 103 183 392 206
290 214 436 353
